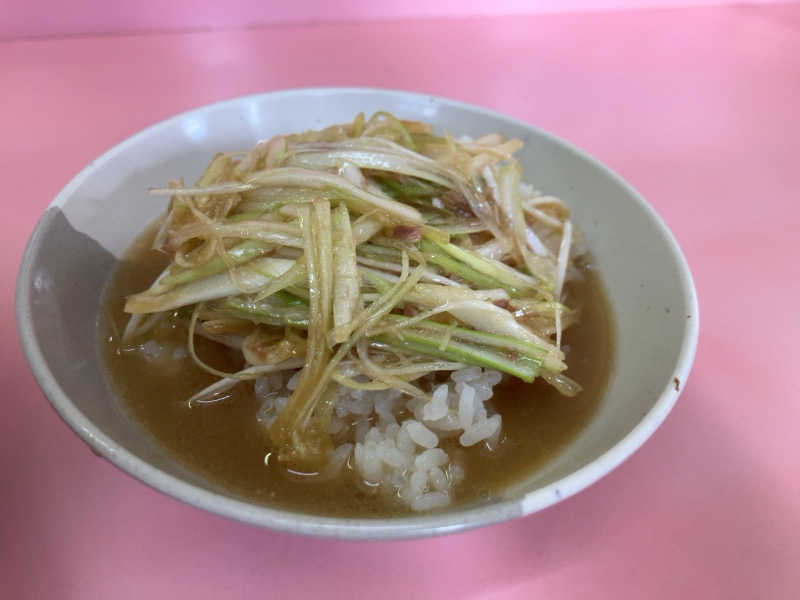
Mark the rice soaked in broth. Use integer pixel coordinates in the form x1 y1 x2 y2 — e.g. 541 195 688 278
101 114 613 515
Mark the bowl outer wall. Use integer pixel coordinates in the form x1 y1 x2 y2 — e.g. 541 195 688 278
15 88 698 539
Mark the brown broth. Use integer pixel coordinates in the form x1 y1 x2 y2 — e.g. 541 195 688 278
100 228 613 517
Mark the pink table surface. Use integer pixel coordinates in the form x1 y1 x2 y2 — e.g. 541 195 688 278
3 0 792 40
2 4 799 598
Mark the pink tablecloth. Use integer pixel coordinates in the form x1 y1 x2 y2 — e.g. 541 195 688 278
2 4 799 598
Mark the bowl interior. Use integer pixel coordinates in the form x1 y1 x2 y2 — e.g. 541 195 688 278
17 89 697 538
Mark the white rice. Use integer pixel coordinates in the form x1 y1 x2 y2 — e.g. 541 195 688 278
254 366 504 512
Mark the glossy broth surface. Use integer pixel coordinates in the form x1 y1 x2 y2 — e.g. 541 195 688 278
101 228 613 517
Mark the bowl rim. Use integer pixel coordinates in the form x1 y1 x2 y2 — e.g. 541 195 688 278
15 87 699 540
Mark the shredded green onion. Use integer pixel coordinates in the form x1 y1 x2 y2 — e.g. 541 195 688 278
123 112 587 468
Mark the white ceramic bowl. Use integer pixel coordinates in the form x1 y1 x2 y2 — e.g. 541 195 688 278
16 88 698 539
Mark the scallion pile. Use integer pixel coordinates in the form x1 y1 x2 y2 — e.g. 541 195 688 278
124 112 584 467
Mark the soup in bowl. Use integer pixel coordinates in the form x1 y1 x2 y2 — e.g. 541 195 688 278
16 88 698 539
